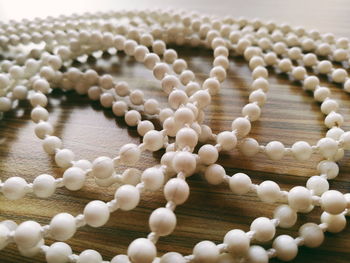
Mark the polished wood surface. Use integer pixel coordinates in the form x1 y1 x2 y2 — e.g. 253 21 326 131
1 1 350 262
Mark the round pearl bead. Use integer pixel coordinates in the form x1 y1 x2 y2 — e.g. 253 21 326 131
114 185 140 211
127 238 157 263
273 205 297 228
204 164 226 185
321 190 346 215
43 136 62 154
272 235 298 261
110 254 130 263
31 106 49 123
320 212 346 233
231 117 251 137
77 249 103 263
92 156 114 179
288 186 312 212
291 141 312 161
172 151 197 175
164 178 190 205
119 144 141 165
0 224 10 250
2 177 27 200
14 221 42 249
149 208 177 236
299 223 324 248
247 246 268 263
160 252 185 263
229 173 252 195
250 217 276 242
137 120 155 136
176 127 198 149
84 200 110 227
49 213 76 241
317 160 339 179
265 141 285 160
193 241 219 263
55 149 75 168
306 176 329 196
257 180 281 203
217 131 237 151
63 167 86 191
143 130 164 151
33 174 56 198
46 242 72 263
198 144 218 165
223 229 250 255
141 167 165 191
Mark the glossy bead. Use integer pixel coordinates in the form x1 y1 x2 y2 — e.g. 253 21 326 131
272 235 298 261
321 190 346 214
49 213 76 241
198 144 218 165
257 180 281 203
291 141 312 161
143 130 164 151
14 221 42 249
84 200 110 227
247 246 268 263
193 241 219 263
149 208 176 236
63 167 86 191
115 185 140 210
46 242 72 263
119 144 141 165
55 149 75 168
273 205 297 228
164 178 190 205
317 138 338 158
176 127 198 149
2 177 27 200
33 174 56 198
288 186 312 212
317 160 339 179
217 131 237 151
204 164 226 185
265 141 285 160
92 156 114 179
321 212 346 233
172 151 196 175
299 223 324 248
229 173 252 195
224 229 250 255
77 249 103 263
306 176 329 196
141 167 164 191
128 238 157 263
160 252 185 263
250 217 276 242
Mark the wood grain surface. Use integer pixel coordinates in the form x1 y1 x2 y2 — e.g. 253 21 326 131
1 0 350 262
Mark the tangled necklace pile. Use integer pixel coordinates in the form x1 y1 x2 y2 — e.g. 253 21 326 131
0 8 350 263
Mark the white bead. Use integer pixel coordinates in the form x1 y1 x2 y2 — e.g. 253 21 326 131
204 164 226 185
249 89 266 106
92 156 114 179
198 144 218 165
35 121 53 139
43 136 62 154
84 200 110 227
321 99 339 114
193 241 219 263
77 249 103 263
121 168 141 186
149 208 176 236
172 151 197 175
112 101 128 117
250 217 275 242
265 141 285 160
31 106 49 123
2 177 27 200
273 205 297 228
210 66 226 82
134 46 149 62
152 40 166 55
0 97 12 112
217 131 237 151
320 212 346 233
288 186 312 212
160 252 185 263
55 149 75 168
324 112 344 128
0 224 10 250
30 92 48 107
144 53 160 69
229 173 252 195
203 78 220 95
153 63 170 80
344 79 350 92
327 127 344 140
130 90 144 105
14 221 42 248
111 254 131 263
239 138 260 156
314 87 330 102
292 66 306 80
173 59 187 74
100 93 114 108
141 167 164 191
321 190 346 215
272 235 298 261
252 66 268 79
114 81 130 97
137 121 155 137
174 107 195 124
33 78 50 93
125 110 141 126
257 181 281 203
332 69 347 83
306 176 329 196
168 89 188 109
299 223 324 248
317 138 338 158
33 174 56 198
143 130 164 151
317 160 339 179
49 213 76 241
223 229 250 255
242 103 261 121
119 144 141 165
247 246 268 263
231 117 251 137
12 85 28 100
340 131 350 150
46 242 72 263
115 185 140 210
252 77 269 92
164 178 190 205
303 76 319 91
291 141 312 161
163 49 177 64
128 238 157 263
144 99 159 115
190 90 211 108
161 75 180 94
63 167 86 191
176 127 198 149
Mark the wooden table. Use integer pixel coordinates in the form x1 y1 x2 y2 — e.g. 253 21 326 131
1 0 350 262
